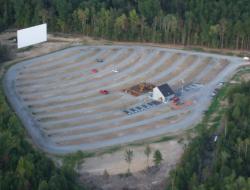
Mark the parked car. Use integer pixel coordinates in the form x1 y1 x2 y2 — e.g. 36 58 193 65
91 69 98 73
96 58 104 62
211 92 216 97
172 96 180 103
99 90 109 95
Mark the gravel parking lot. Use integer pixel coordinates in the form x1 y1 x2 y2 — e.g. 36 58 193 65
3 45 245 154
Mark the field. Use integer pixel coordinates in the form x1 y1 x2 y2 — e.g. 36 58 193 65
3 45 245 154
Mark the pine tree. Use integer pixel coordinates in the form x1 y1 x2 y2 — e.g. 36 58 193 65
124 148 134 174
153 150 163 166
144 144 152 169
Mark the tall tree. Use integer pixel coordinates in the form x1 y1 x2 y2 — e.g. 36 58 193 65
124 148 134 173
138 0 161 23
153 150 163 166
144 144 152 169
114 14 128 40
218 18 228 48
128 9 139 40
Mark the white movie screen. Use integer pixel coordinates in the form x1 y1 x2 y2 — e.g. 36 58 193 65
17 24 47 49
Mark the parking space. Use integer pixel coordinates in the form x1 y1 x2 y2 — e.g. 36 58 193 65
123 101 162 115
184 83 204 91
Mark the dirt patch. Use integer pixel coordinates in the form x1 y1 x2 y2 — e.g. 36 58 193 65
239 73 250 82
123 82 155 97
79 140 184 190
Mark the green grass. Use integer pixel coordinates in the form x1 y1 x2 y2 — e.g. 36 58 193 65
104 41 113 45
186 47 205 52
203 85 228 119
62 151 95 169
183 46 245 57
232 67 250 81
128 142 145 147
153 135 176 143
100 145 123 155
17 45 34 52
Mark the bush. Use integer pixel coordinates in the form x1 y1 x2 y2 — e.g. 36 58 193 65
0 43 13 63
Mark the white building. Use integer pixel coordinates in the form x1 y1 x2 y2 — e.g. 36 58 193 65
152 83 175 102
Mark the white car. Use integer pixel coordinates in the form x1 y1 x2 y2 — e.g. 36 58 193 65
217 82 224 88
211 92 216 97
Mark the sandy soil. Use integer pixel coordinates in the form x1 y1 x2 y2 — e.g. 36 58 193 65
79 139 184 190
240 73 250 82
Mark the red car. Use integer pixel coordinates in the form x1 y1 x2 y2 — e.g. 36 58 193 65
91 69 98 73
99 90 109 95
172 96 180 103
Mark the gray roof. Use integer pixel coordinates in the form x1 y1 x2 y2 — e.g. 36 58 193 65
158 84 175 97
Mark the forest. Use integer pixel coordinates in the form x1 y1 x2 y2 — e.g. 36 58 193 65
167 82 250 190
0 0 250 49
1 1 250 189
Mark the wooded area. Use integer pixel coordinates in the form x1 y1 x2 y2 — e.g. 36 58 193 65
1 1 250 189
167 82 250 190
0 0 250 49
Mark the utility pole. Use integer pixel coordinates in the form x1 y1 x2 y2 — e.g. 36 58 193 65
181 79 185 95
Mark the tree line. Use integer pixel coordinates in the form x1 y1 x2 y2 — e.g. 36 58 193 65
166 82 250 190
1 0 250 50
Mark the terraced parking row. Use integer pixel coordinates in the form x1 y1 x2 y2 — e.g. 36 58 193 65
4 45 242 153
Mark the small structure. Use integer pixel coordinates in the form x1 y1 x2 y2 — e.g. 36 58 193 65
153 83 175 102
